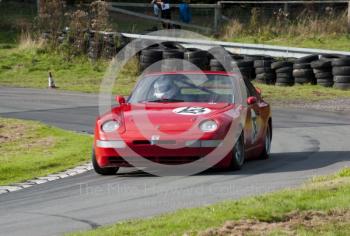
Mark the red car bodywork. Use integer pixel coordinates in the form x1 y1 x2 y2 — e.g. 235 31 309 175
93 71 272 169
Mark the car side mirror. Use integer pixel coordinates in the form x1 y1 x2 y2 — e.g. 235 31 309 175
255 87 262 95
116 95 126 105
247 96 257 105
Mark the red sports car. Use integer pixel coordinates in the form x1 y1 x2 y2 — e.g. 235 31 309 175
93 71 272 175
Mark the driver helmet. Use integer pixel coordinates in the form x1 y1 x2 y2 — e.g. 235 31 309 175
153 77 178 99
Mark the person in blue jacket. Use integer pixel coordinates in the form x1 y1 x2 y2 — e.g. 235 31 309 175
179 0 192 23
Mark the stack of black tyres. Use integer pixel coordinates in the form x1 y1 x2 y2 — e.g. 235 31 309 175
254 59 275 84
139 49 163 72
184 48 209 70
209 58 225 71
232 60 254 81
310 59 333 87
208 48 239 72
332 57 350 90
162 49 184 72
272 60 294 86
293 55 318 84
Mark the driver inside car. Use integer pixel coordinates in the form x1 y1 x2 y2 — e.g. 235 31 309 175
153 77 181 100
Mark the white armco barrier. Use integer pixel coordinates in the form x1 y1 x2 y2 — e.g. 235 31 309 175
120 32 350 58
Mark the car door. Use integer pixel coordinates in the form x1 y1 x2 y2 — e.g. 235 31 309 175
243 80 265 151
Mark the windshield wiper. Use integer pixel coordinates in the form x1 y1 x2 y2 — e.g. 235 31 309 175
147 98 184 103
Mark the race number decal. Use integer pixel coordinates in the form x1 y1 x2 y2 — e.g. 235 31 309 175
251 109 258 143
173 107 211 115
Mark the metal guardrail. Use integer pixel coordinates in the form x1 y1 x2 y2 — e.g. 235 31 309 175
120 32 350 58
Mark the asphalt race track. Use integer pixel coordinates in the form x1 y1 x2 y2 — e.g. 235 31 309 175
0 87 350 236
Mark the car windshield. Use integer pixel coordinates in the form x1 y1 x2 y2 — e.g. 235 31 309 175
128 74 235 104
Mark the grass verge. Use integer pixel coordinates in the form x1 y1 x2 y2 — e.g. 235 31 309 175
254 83 350 103
0 117 92 186
68 168 350 236
0 46 138 95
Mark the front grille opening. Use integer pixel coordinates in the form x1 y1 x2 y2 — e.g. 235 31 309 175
132 140 177 145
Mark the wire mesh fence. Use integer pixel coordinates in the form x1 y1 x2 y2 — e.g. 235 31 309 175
221 1 349 24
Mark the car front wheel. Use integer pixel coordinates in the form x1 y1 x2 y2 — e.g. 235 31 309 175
229 133 245 170
92 149 119 175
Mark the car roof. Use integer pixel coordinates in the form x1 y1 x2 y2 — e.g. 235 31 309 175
144 71 236 77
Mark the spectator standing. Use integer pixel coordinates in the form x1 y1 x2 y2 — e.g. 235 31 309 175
179 0 192 24
151 0 172 29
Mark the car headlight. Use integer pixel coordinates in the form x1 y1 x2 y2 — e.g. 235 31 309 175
199 120 218 132
101 120 120 133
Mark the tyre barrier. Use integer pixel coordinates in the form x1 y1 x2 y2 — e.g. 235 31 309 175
162 49 184 71
293 56 316 85
254 59 275 85
272 61 294 86
139 49 163 72
135 43 350 90
184 48 209 70
332 58 350 90
311 60 333 87
232 60 255 81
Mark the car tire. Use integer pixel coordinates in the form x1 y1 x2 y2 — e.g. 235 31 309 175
276 82 294 86
141 49 163 58
229 133 245 170
295 77 312 84
295 54 319 63
254 59 273 68
92 149 119 175
320 54 347 60
275 66 293 73
271 61 293 70
293 63 311 69
140 55 159 63
210 66 225 71
334 76 350 83
233 60 254 68
334 82 350 90
276 72 293 78
331 58 350 67
332 66 350 76
162 50 184 59
184 48 208 59
313 68 330 74
315 72 333 79
259 123 272 160
160 41 185 50
210 59 223 67
255 67 273 74
293 69 314 77
276 77 294 83
310 60 332 69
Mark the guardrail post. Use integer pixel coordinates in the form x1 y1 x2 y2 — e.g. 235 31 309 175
214 2 222 34
37 0 40 14
283 2 288 14
348 0 350 32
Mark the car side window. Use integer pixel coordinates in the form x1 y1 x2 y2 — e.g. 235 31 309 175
244 79 258 97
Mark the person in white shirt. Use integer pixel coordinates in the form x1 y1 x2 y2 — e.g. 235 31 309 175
151 0 171 29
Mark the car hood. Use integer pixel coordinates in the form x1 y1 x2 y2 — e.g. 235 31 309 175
120 102 232 132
